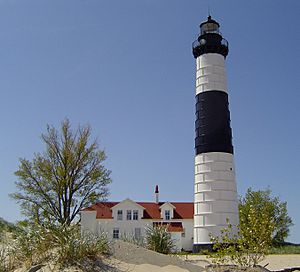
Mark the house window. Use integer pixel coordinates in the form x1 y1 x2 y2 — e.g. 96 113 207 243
134 228 141 240
165 210 170 220
133 210 138 220
113 228 119 239
117 210 123 220
126 210 132 220
181 228 185 238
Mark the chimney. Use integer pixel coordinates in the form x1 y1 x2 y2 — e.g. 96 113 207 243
155 185 159 203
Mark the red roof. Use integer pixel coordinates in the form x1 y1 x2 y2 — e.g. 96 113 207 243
81 201 193 219
81 202 118 219
153 222 184 232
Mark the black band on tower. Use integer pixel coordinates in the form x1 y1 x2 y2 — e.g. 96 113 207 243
195 91 233 155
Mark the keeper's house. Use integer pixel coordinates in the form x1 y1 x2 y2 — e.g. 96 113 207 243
80 186 194 252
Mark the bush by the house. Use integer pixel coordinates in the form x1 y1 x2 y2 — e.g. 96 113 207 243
145 224 175 254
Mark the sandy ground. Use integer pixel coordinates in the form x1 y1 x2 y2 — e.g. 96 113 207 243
109 241 300 272
182 254 300 271
109 259 196 272
5 240 300 271
110 240 203 272
262 255 300 271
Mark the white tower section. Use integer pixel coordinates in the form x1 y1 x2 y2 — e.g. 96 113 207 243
196 54 227 94
192 16 239 251
194 149 239 245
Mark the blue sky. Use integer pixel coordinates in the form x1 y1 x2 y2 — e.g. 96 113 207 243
0 0 299 243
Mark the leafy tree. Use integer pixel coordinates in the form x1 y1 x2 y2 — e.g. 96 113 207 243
210 188 293 267
239 188 293 244
210 188 292 267
210 207 275 267
145 224 175 254
11 119 111 225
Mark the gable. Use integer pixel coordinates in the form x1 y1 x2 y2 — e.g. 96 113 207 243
159 202 176 210
111 198 145 211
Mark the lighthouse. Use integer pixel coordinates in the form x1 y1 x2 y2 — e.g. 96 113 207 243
192 16 239 251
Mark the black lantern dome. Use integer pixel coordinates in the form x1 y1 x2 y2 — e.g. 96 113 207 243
200 16 220 34
192 16 228 58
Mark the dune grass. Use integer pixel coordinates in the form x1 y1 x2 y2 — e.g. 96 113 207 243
0 223 110 271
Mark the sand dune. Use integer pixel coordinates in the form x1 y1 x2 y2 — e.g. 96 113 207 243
8 240 300 271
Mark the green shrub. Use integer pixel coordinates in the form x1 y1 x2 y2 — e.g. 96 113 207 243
0 246 12 272
145 225 175 254
209 189 290 267
7 223 109 270
239 188 293 245
0 236 18 272
49 224 110 266
210 205 275 267
10 223 51 268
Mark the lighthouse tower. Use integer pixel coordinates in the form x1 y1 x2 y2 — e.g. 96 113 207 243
192 16 239 251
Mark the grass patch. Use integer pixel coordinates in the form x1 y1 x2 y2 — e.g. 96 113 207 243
0 223 110 271
173 245 300 255
269 244 300 254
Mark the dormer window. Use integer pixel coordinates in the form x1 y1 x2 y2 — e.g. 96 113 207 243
160 202 175 220
117 210 123 220
165 210 170 220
